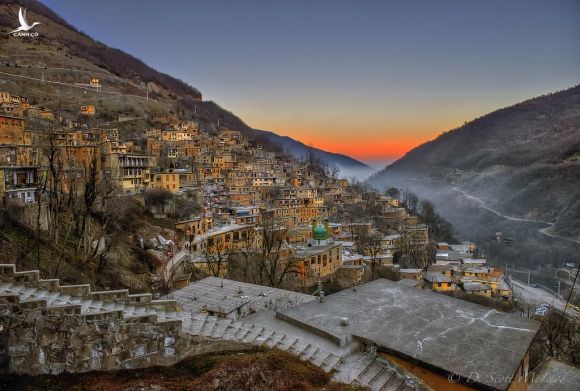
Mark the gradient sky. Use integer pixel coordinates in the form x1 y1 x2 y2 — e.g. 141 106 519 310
42 0 580 165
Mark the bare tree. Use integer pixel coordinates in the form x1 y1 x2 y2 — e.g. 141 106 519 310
202 236 230 277
385 187 400 199
398 228 430 268
256 213 301 288
401 190 419 214
354 227 383 278
81 174 123 271
325 163 340 180
529 310 580 368
228 226 259 282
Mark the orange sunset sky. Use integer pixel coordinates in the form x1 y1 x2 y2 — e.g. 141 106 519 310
46 0 580 167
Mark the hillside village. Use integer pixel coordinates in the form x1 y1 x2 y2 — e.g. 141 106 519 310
0 89 515 301
1 90 578 391
0 1 578 389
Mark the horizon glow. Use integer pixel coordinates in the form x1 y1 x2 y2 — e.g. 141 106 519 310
42 0 580 164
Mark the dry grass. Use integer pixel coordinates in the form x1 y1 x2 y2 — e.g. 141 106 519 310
0 349 362 391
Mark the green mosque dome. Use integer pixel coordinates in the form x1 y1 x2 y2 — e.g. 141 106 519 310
313 223 328 241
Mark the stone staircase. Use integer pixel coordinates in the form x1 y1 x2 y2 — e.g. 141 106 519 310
335 353 417 391
0 264 425 389
181 312 343 373
0 265 342 373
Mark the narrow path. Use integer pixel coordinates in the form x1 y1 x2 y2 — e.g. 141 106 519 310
452 188 580 244
0 69 156 102
162 248 190 282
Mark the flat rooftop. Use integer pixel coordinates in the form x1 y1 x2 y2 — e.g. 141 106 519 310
295 242 340 257
166 276 315 316
278 279 540 391
397 279 422 288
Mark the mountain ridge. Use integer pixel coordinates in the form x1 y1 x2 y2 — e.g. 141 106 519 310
369 84 580 266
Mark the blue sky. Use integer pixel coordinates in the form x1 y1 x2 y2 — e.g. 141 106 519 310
42 0 580 164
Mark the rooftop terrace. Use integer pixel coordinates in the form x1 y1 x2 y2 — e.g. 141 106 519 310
278 279 540 391
166 276 314 318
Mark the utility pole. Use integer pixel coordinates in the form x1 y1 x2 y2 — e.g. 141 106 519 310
527 269 531 285
557 280 561 296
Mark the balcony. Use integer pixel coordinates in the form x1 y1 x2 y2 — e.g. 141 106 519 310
4 182 39 190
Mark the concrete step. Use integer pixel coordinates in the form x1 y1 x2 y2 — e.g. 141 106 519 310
379 375 405 391
188 315 209 335
253 328 274 345
242 325 264 343
359 361 384 385
222 322 244 340
284 337 300 352
367 366 388 388
211 319 233 339
277 335 298 351
301 345 319 361
42 292 61 305
200 317 218 337
310 349 331 367
19 288 38 301
0 283 16 292
234 324 253 341
181 316 192 330
264 331 284 348
289 340 309 355
321 354 342 373
349 354 378 380
371 367 396 390
199 319 218 337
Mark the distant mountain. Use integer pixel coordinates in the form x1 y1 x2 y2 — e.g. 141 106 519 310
256 129 372 174
0 0 369 172
369 85 580 265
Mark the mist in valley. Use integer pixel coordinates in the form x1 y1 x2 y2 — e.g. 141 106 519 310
369 174 580 274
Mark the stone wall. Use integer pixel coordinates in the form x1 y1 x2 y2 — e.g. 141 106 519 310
0 299 187 375
0 264 262 376
7 202 49 231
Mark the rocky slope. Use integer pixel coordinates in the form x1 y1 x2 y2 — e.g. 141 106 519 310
0 0 369 172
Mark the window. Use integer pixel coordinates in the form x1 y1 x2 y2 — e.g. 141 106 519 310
437 283 442 288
